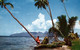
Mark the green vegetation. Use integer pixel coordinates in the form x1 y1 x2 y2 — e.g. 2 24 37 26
34 0 59 41
35 44 58 48
0 0 80 49
41 37 49 44
57 15 78 38
68 33 79 40
71 40 80 50
35 41 65 48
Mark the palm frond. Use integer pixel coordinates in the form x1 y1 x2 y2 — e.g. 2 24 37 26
5 3 14 9
34 0 48 9
68 16 78 32
69 16 78 27
49 26 63 37
0 0 6 2
61 0 64 2
57 15 69 37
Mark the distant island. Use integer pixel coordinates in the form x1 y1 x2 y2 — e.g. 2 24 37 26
10 32 48 37
0 32 80 37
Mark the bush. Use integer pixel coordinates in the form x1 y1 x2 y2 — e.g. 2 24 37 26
41 37 49 44
68 33 79 41
71 40 80 50
52 41 65 47
35 44 58 48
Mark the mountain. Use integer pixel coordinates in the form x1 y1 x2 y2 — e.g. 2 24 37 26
10 32 48 37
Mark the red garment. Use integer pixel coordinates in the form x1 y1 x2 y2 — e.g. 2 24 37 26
36 37 40 44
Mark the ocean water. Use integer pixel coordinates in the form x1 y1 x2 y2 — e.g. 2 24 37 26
0 37 44 50
0 36 79 50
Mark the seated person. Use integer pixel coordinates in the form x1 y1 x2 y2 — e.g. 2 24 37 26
36 36 40 44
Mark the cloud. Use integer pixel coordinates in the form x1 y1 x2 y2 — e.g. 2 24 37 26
74 20 80 29
22 13 57 32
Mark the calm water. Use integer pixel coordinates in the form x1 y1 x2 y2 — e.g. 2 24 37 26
0 37 44 50
0 36 79 50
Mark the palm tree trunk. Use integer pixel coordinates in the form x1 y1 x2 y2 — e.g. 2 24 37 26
46 0 59 41
63 2 69 19
48 5 54 26
3 4 39 44
48 4 59 41
46 0 54 26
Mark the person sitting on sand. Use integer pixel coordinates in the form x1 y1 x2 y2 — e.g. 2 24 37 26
36 36 40 44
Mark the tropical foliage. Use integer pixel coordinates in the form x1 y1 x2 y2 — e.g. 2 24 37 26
57 15 78 38
41 37 49 44
34 0 54 26
34 0 60 41
71 40 80 50
0 0 14 8
34 0 48 9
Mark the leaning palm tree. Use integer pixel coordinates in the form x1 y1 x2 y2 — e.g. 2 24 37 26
61 0 70 19
0 0 39 44
57 15 69 37
57 15 77 37
57 15 77 45
34 0 60 41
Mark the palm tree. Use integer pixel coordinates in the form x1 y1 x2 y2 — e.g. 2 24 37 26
57 15 77 37
57 15 69 37
61 0 70 19
0 0 39 44
34 0 54 26
34 0 61 41
57 15 77 45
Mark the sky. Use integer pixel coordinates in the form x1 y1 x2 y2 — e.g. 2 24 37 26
0 0 80 36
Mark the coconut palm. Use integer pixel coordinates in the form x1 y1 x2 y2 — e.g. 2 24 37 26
34 0 61 41
57 15 77 45
61 0 69 19
0 0 39 44
57 15 69 37
34 0 54 26
57 15 78 37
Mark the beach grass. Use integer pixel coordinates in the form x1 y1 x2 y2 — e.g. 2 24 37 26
71 39 80 50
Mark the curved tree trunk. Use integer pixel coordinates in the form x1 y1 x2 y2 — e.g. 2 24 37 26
3 4 39 44
48 4 54 26
46 0 59 41
46 0 54 27
63 2 69 19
